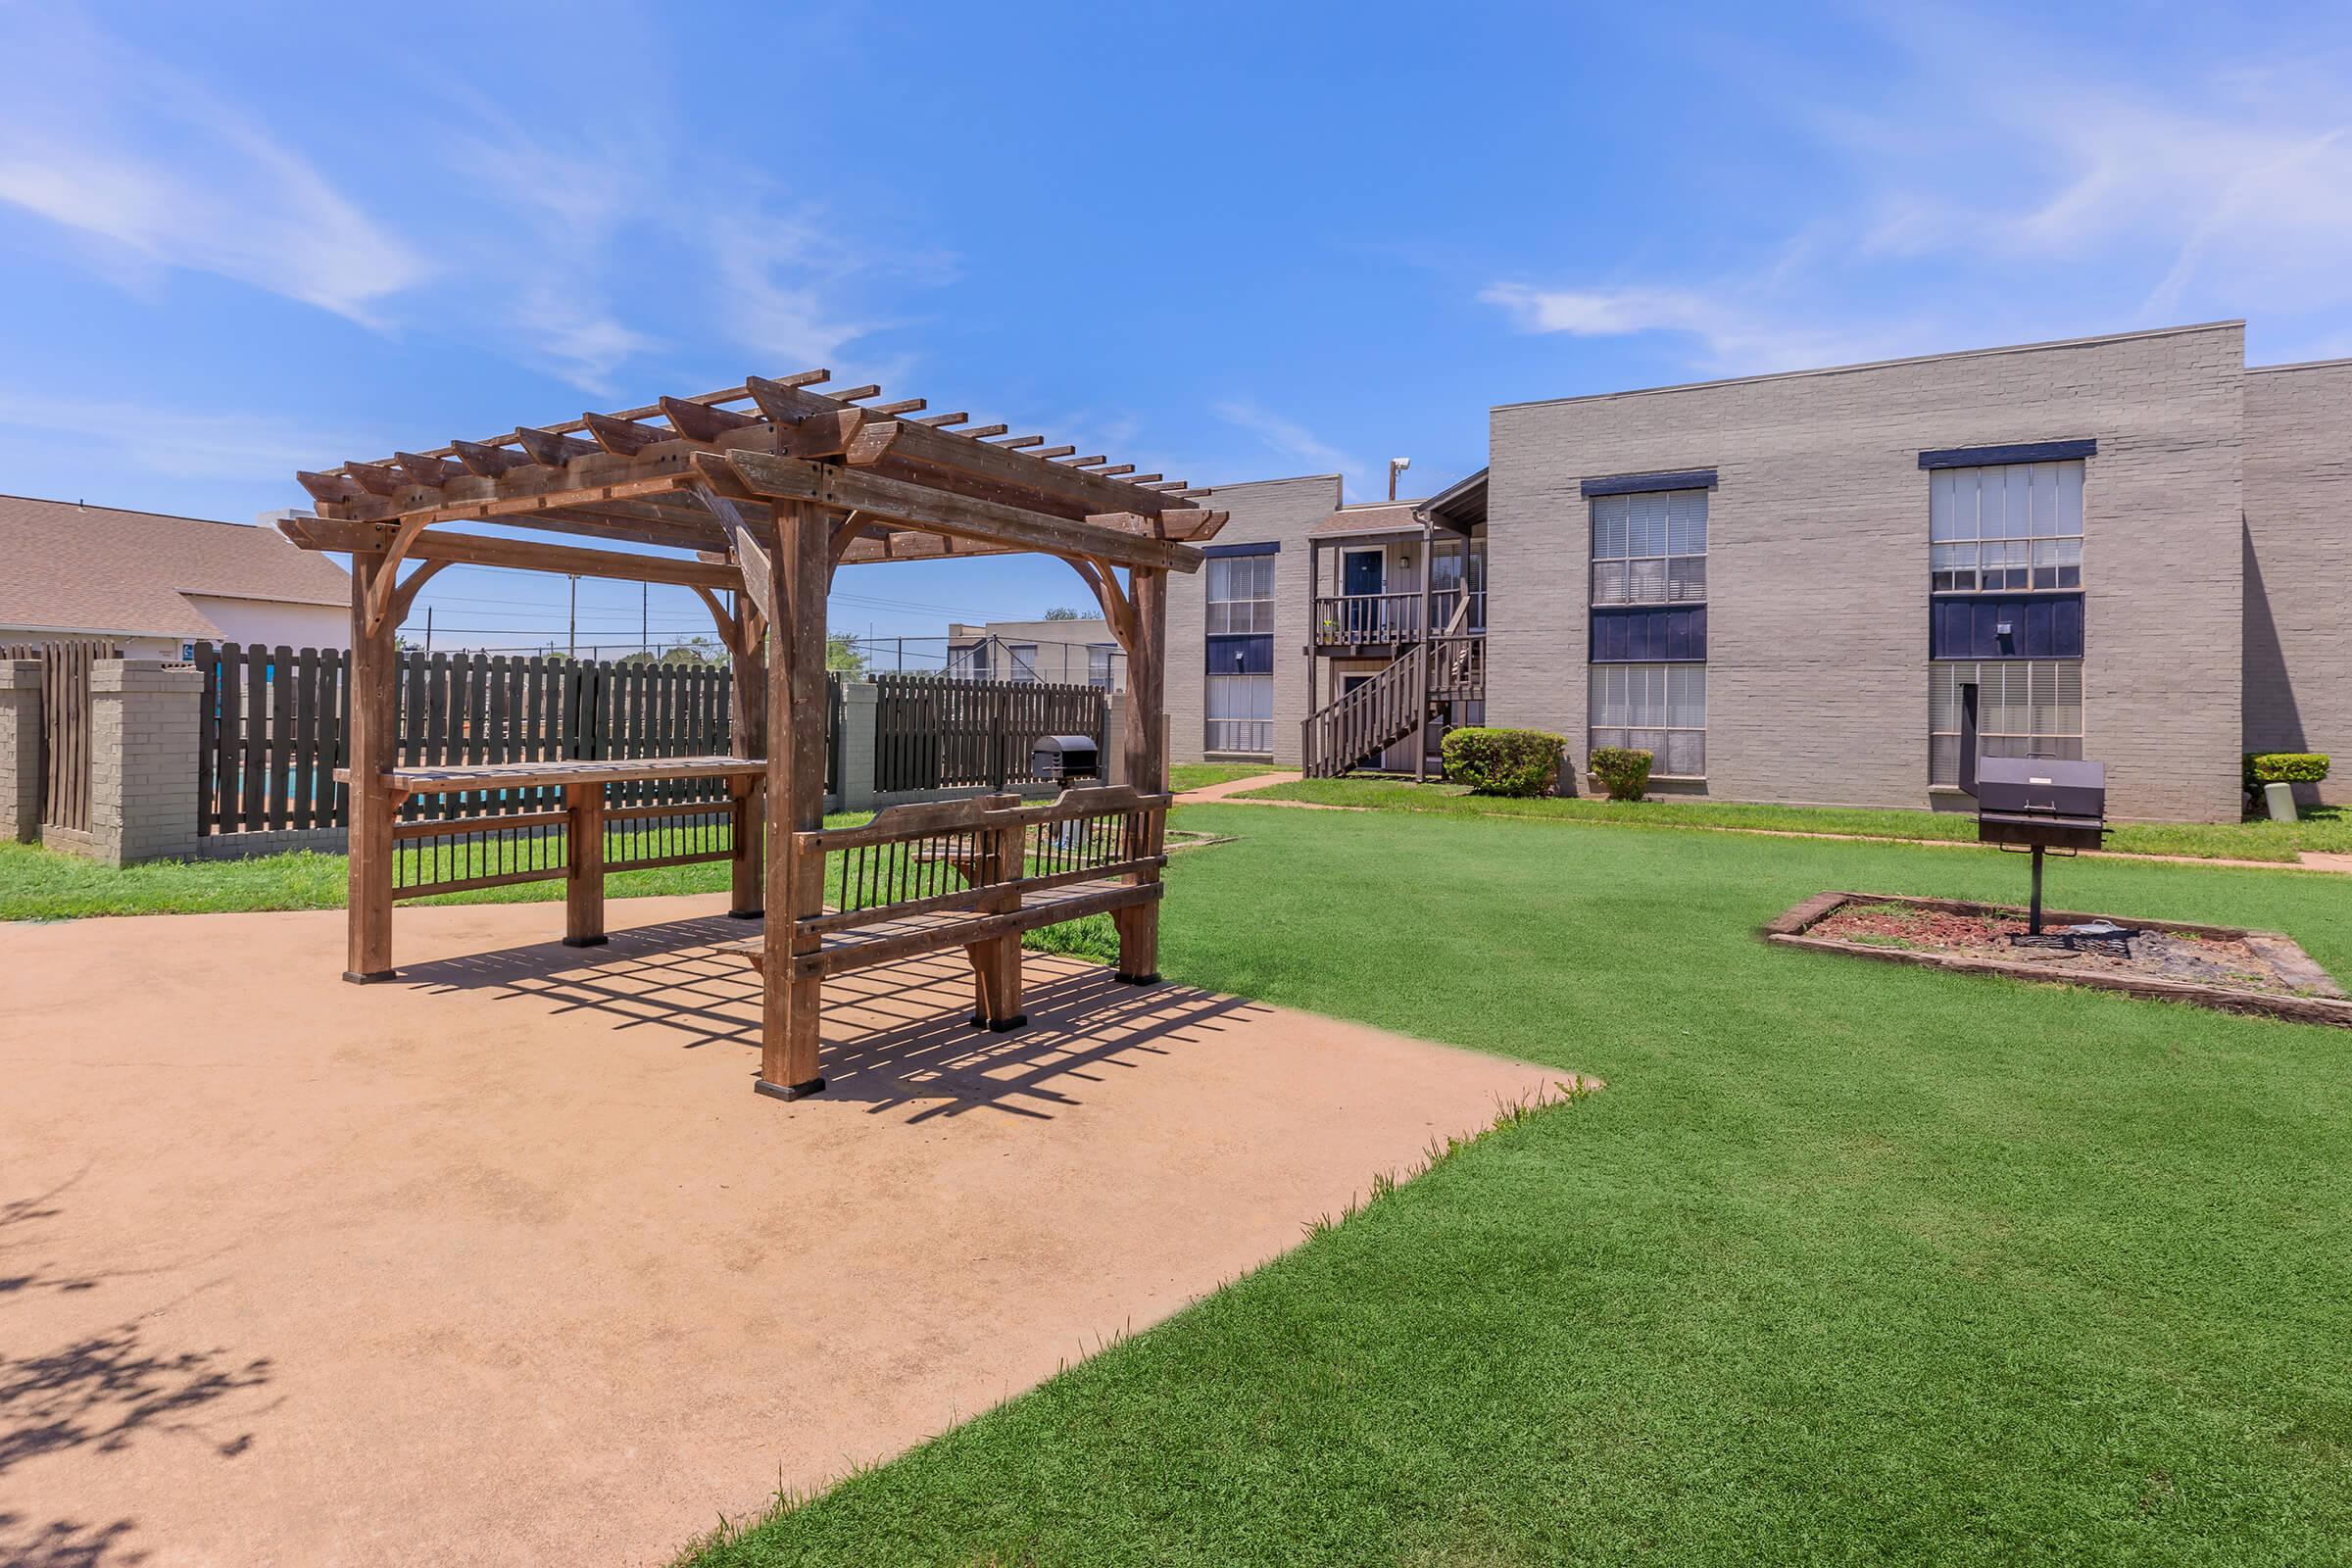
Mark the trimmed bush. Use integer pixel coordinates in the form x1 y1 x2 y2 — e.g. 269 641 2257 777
1589 746 1654 803
1441 727 1565 798
2245 753 2331 788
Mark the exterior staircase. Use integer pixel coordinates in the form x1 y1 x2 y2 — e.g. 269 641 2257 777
1301 597 1485 778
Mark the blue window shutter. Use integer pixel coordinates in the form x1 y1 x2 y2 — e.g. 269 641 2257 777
1591 606 1707 662
1930 594 2084 659
1205 634 1273 673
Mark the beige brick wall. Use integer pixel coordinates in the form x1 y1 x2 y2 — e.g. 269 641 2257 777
1 659 40 841
48 660 207 866
2243 360 2352 806
1488 322 2247 822
1168 474 1343 767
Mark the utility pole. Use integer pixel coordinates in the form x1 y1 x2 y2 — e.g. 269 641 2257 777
568 575 578 660
641 581 649 659
423 606 433 655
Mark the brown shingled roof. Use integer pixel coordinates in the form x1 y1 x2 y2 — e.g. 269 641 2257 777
1306 500 1427 540
0 494 352 639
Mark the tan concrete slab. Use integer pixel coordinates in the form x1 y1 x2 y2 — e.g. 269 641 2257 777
0 895 1559 1568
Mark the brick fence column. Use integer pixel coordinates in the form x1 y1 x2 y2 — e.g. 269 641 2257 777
836 680 879 811
83 659 203 866
0 658 41 842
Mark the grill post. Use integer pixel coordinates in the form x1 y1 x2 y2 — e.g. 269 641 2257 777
2029 844 2045 935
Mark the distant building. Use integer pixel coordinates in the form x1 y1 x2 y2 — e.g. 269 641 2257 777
947 617 1126 690
0 495 352 657
1170 320 2351 820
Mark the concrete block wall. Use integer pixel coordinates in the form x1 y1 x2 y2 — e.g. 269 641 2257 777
84 660 205 866
2243 359 2352 807
1 659 40 842
1487 321 2247 822
1167 473 1344 768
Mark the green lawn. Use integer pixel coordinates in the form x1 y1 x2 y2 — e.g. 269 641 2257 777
1236 775 2352 862
1170 760 1290 793
682 803 2352 1566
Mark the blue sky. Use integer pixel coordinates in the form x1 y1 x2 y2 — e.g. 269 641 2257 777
4 0 2349 659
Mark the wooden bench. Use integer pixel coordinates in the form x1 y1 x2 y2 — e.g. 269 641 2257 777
720 785 1168 1032
336 755 766 948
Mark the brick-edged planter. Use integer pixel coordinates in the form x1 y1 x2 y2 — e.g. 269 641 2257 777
1763 891 2352 1030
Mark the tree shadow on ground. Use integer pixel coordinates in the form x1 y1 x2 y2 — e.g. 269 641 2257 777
1 1171 275 1566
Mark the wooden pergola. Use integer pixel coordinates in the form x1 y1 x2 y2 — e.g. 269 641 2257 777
277 370 1226 1101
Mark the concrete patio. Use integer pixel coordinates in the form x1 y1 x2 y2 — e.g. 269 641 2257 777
0 895 1556 1566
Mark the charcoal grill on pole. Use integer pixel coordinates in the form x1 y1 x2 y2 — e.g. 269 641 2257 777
1956 682 2125 945
1031 734 1101 784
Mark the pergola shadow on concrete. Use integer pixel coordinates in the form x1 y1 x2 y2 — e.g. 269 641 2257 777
279 370 1228 1101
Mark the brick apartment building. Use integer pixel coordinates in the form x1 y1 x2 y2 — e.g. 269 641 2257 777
1171 320 2347 822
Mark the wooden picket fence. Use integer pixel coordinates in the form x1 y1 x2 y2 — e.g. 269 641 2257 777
1 639 117 835
871 672 1107 792
193 644 825 836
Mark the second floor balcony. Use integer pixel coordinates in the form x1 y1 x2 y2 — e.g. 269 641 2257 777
1311 589 1487 649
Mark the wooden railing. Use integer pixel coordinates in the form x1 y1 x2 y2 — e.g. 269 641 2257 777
1429 588 1487 634
1312 592 1422 646
1429 635 1486 702
795 785 1168 937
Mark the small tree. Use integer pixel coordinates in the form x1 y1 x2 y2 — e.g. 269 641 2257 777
660 636 720 667
1042 607 1088 621
826 632 870 675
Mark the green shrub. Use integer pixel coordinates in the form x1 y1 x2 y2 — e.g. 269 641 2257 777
1441 726 1565 798
1588 746 1654 803
2245 752 2331 788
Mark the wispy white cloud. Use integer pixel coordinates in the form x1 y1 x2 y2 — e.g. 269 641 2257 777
1831 21 2352 324
1479 282 1915 375
0 13 953 397
0 391 372 482
1481 21 2352 372
1214 400 1368 489
0 13 428 326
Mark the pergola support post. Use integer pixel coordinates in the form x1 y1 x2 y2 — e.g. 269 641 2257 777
755 500 832 1101
563 781 608 947
343 552 398 983
1114 566 1165 984
727 597 767 919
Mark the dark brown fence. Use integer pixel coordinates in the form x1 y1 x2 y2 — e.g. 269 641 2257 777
872 673 1107 792
2 639 117 834
194 644 829 837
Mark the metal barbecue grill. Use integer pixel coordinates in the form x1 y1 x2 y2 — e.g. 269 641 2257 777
1956 683 2136 951
1030 734 1101 784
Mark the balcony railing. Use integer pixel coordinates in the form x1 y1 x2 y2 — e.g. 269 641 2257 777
1311 590 1488 647
1313 592 1421 646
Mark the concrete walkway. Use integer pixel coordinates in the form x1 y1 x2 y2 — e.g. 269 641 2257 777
0 895 1559 1567
1173 768 1302 803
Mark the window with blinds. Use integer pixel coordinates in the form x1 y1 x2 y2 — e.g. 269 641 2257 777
1592 489 1707 606
1205 673 1273 755
1204 553 1274 753
1590 662 1706 778
1929 660 2083 785
1204 554 1275 634
1930 462 2082 593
